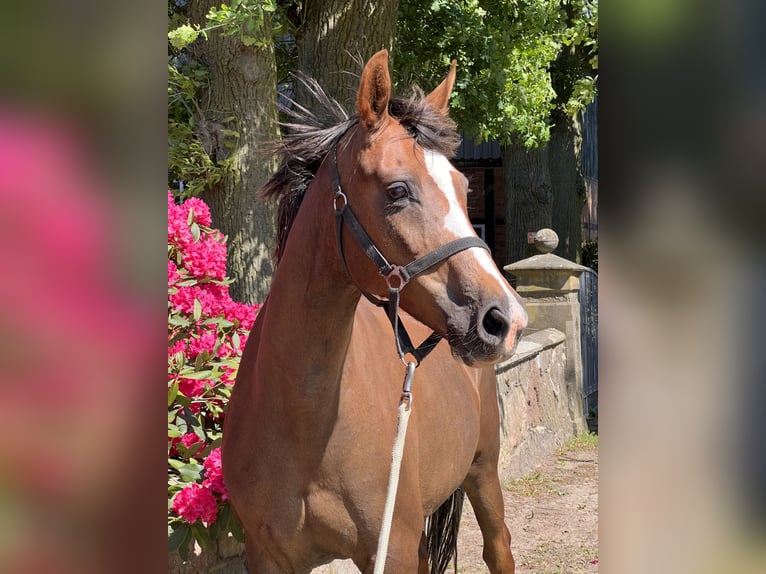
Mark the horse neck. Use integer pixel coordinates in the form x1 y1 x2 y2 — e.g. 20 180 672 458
258 166 361 409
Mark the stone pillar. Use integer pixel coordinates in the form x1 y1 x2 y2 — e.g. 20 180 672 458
504 229 589 435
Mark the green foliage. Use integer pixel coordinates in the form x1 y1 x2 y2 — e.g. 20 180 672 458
167 0 286 197
205 0 279 48
169 23 202 50
395 0 598 147
168 61 230 198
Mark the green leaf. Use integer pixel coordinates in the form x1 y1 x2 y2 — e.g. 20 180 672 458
178 462 204 482
193 299 202 321
168 25 200 51
229 512 245 543
168 315 191 327
182 369 213 380
209 514 221 540
190 222 201 242
192 424 207 443
168 523 191 553
178 531 192 561
191 521 214 551
216 504 232 539
174 393 191 408
168 378 179 407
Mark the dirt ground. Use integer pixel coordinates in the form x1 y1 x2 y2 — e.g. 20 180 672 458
455 436 599 574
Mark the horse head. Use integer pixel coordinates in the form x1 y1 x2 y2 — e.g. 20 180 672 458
334 50 527 365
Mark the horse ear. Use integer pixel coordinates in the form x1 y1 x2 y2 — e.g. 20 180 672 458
357 49 391 130
425 60 457 113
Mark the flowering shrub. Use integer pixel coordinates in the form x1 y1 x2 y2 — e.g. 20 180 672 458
167 192 261 559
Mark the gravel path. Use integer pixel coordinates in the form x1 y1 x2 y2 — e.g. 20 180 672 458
456 440 599 573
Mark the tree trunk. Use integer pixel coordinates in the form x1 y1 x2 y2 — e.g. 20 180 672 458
549 113 586 263
295 0 399 107
502 140 553 264
189 0 279 304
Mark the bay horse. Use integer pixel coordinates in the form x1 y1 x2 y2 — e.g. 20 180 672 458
223 50 527 573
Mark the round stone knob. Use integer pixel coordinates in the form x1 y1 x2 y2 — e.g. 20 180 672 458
534 228 559 253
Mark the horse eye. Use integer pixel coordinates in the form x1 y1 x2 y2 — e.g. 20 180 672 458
387 184 409 202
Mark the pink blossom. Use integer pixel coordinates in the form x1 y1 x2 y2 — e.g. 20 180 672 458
170 284 227 317
168 194 194 249
182 233 227 280
178 377 209 398
168 432 204 457
168 338 186 358
171 483 218 524
202 448 228 500
186 328 218 359
182 197 212 227
180 433 202 450
168 260 180 285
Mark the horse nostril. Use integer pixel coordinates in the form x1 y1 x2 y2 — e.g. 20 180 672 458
482 306 509 340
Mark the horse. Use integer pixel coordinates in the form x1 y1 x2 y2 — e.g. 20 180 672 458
222 49 528 573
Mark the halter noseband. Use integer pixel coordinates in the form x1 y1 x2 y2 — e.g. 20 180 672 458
330 143 490 366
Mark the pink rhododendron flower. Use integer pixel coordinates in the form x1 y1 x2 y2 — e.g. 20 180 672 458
180 433 202 450
169 284 226 317
171 483 218 524
182 197 212 227
182 234 227 280
186 328 218 359
168 338 186 358
168 260 180 285
178 377 209 399
168 432 204 457
202 448 228 500
168 192 262 530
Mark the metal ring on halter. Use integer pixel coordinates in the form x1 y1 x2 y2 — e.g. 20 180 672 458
333 190 347 213
384 266 410 290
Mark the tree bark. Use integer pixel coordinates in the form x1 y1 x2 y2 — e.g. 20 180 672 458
189 0 279 304
295 0 400 107
549 113 586 263
502 140 553 264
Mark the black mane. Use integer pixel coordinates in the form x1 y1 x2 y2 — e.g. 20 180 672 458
262 76 460 263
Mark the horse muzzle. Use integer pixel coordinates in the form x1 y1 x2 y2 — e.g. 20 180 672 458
447 296 527 366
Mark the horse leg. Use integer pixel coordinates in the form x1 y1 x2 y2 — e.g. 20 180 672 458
242 527 313 574
463 463 515 573
357 514 426 574
243 539 284 574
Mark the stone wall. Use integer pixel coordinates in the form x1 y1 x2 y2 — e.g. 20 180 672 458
168 535 246 574
494 328 573 483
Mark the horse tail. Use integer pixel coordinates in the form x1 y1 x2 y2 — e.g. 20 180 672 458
424 487 465 574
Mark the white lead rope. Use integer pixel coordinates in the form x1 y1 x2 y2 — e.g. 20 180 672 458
374 361 416 574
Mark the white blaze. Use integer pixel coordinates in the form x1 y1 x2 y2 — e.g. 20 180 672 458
423 149 527 326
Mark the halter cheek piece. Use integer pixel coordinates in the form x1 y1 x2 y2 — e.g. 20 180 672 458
330 144 490 366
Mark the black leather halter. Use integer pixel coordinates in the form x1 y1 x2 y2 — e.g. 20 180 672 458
330 143 490 365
